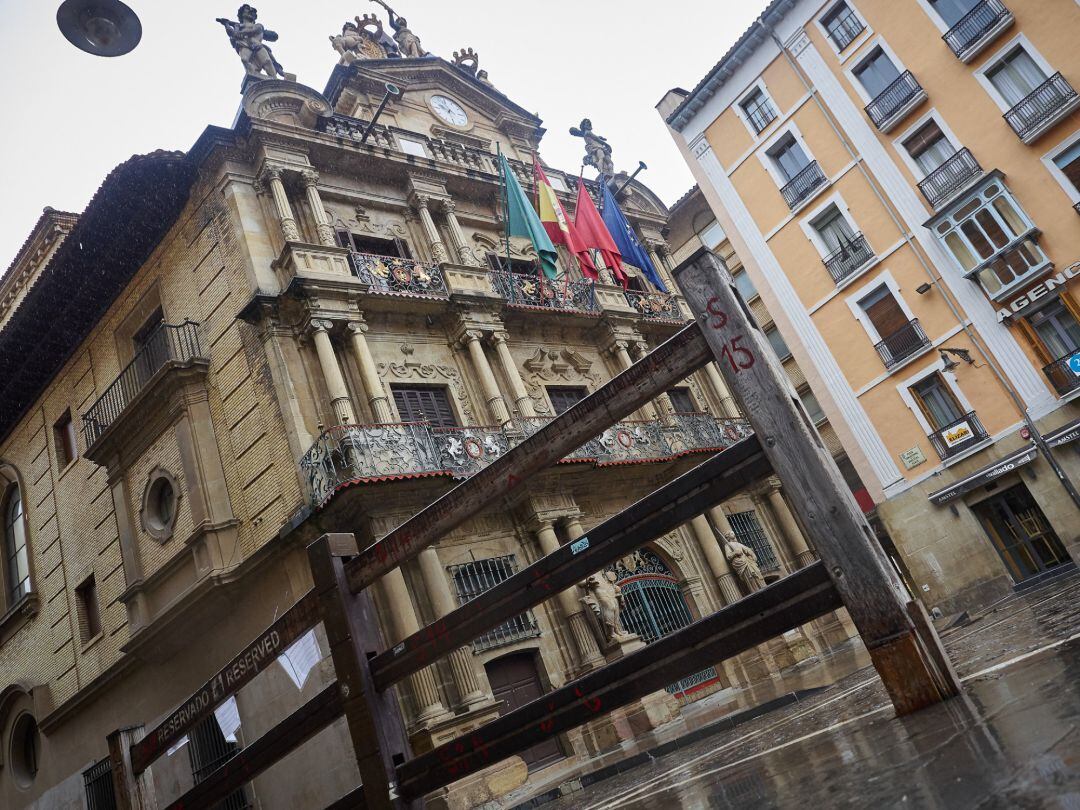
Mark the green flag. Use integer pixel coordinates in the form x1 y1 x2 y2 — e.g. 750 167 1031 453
498 153 558 280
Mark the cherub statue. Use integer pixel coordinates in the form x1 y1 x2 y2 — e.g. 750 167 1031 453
580 571 636 644
330 16 390 64
723 531 766 593
569 118 614 177
216 5 284 79
370 0 426 58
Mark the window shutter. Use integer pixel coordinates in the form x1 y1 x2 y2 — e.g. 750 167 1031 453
392 386 457 427
1016 314 1053 365
903 121 945 158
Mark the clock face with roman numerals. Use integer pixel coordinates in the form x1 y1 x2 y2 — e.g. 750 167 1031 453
430 95 468 126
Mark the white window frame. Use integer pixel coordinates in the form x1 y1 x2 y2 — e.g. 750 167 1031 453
734 78 779 138
397 137 428 158
891 108 964 181
756 122 816 190
843 36 910 106
548 174 568 193
845 269 918 345
798 191 863 258
896 359 976 439
1040 128 1080 206
699 220 726 249
814 0 872 61
973 33 1057 116
912 0 964 35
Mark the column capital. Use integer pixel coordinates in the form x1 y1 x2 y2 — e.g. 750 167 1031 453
299 168 320 187
261 164 286 183
347 319 370 336
309 318 335 333
489 329 510 347
439 198 458 214
763 476 784 494
409 191 435 211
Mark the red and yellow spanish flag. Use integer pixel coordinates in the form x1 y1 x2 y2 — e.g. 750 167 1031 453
533 157 598 279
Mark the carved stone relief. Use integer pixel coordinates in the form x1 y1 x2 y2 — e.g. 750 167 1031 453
377 342 477 424
520 347 602 415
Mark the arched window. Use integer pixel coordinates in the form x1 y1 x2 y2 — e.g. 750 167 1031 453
4 488 29 605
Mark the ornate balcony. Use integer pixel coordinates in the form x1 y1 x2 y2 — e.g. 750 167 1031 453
1042 350 1080 397
873 319 930 368
822 233 874 284
83 321 205 452
780 162 827 210
1002 73 1080 144
624 289 683 321
927 411 989 460
917 149 983 209
489 271 599 314
864 71 926 132
670 413 754 453
943 0 1013 62
431 425 512 477
350 252 448 298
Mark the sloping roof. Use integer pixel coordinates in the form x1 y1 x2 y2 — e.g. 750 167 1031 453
0 150 196 442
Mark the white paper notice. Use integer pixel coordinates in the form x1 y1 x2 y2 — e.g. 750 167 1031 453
214 695 241 744
278 628 320 690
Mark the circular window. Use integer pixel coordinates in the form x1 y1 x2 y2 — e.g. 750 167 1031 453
10 713 40 788
140 469 180 542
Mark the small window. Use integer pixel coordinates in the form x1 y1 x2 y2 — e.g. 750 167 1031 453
821 2 864 51
141 470 180 542
903 121 957 175
548 175 568 193
767 135 810 182
930 0 983 27
132 307 165 355
911 373 965 430
1026 299 1080 361
799 387 826 423
727 511 780 572
1051 141 1080 195
4 488 30 605
624 273 646 292
740 87 777 134
397 137 428 158
667 387 696 413
987 47 1048 107
853 48 901 98
10 713 40 788
338 232 410 259
699 220 725 249
486 253 538 276
731 270 758 301
765 326 792 360
75 574 102 644
392 385 457 427
811 205 856 252
547 386 588 415
54 410 78 468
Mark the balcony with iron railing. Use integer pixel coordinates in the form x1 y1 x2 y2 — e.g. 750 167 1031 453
82 321 205 453
864 71 926 132
1042 349 1080 397
489 270 599 314
822 233 874 284
825 7 865 51
780 162 828 210
917 148 983 209
942 0 1013 62
873 318 931 368
349 252 448 298
927 410 990 460
1002 73 1080 143
624 289 683 321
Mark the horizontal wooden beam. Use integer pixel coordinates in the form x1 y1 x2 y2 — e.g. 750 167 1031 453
396 562 841 799
324 786 366 810
371 436 769 690
343 323 712 593
162 681 343 810
131 589 321 774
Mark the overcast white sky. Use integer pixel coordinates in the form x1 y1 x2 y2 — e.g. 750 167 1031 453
0 1 764 270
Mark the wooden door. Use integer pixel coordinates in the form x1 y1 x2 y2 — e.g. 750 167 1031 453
484 653 563 770
862 288 908 340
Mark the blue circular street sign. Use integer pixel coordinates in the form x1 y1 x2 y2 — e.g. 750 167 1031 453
1069 352 1080 375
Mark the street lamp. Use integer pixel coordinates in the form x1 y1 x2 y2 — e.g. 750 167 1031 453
57 0 142 57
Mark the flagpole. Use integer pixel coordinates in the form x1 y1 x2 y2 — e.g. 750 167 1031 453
498 145 512 303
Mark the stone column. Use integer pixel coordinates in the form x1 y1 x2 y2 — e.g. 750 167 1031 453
630 340 676 426
491 332 536 419
462 330 512 427
261 166 300 242
689 515 741 604
300 169 337 247
610 340 659 422
645 242 673 291
440 200 479 266
309 320 356 426
536 520 604 671
561 517 606 669
347 320 394 423
378 567 451 725
704 362 741 418
764 477 816 568
411 194 450 264
417 549 489 710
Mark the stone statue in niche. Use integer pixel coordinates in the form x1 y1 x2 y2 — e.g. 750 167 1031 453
569 118 614 176
370 0 427 57
217 5 285 79
724 531 766 593
580 571 636 644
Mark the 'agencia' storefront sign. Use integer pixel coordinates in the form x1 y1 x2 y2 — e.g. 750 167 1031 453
996 260 1080 322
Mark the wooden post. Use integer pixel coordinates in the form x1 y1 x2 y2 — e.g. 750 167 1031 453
308 533 418 810
674 247 960 714
108 726 158 810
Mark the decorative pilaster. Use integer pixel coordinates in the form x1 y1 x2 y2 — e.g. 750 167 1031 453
261 166 300 242
309 319 356 426
300 169 337 247
411 194 450 264
609 339 659 422
461 329 512 427
490 332 535 419
347 320 394 423
440 200 479 266
704 362 741 418
764 477 816 568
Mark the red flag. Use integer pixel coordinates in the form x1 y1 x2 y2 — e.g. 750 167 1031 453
533 158 597 278
572 178 627 288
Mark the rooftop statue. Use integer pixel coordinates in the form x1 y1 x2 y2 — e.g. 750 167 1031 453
370 0 427 58
452 47 479 77
569 118 614 177
216 5 285 79
330 14 394 64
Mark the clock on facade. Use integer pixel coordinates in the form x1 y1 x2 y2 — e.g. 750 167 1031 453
430 95 468 127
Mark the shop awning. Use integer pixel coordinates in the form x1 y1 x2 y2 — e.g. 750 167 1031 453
928 444 1039 505
1044 417 1080 448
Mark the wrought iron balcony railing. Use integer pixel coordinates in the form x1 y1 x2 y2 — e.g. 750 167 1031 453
873 318 930 368
431 425 511 478
1042 349 1080 397
83 321 204 448
943 0 1012 61
826 8 865 51
780 162 828 210
1002 73 1079 142
927 410 989 460
917 148 983 209
350 252 448 298
670 413 754 452
490 271 599 314
865 71 924 130
624 289 683 320
822 233 874 284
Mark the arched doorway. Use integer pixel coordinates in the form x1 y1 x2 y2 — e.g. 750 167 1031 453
606 548 721 698
484 652 564 771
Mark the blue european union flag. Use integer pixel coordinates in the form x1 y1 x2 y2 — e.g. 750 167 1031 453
600 182 667 292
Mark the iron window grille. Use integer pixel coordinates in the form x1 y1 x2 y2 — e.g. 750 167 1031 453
189 714 250 810
822 3 865 51
449 555 541 652
927 410 989 459
1041 350 1080 397
741 90 778 134
727 510 781 572
83 758 117 810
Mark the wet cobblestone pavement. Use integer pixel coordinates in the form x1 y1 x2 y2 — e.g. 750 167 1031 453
525 571 1080 809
